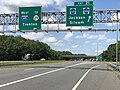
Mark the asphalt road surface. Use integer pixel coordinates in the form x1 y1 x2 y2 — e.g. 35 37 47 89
0 61 119 90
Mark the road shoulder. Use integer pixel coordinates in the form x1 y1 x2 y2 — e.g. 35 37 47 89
77 63 120 90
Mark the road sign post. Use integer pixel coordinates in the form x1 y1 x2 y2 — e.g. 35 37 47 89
66 1 93 26
19 6 41 30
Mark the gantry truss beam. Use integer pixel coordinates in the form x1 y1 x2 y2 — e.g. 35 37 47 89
0 10 120 25
0 29 119 33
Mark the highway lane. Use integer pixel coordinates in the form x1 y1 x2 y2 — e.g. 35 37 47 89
0 61 81 78
0 61 83 82
0 61 100 90
0 61 92 84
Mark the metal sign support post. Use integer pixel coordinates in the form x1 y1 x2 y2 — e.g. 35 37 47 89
97 42 98 56
3 14 5 34
116 11 119 64
116 23 118 64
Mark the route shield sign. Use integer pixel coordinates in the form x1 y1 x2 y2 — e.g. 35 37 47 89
19 6 41 30
66 3 93 26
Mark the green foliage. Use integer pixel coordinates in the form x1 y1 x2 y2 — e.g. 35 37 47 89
101 42 120 62
0 35 67 61
117 75 120 80
58 51 72 55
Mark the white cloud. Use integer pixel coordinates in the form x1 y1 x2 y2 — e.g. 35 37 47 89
98 34 107 40
0 0 69 13
81 52 95 56
79 33 110 42
106 38 116 43
75 35 83 39
65 49 70 51
0 0 55 13
54 40 64 47
82 33 98 39
21 32 44 40
72 45 79 48
4 0 53 7
54 0 68 11
42 36 57 44
0 33 4 35
64 32 73 40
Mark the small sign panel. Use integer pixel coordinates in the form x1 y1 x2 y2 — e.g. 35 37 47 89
74 1 93 6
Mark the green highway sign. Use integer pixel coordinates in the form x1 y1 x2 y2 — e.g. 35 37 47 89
96 56 103 60
19 6 41 30
74 1 93 6
66 1 93 27
66 5 93 26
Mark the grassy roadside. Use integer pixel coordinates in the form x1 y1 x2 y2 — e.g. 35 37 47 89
0 60 68 69
0 60 66 64
105 63 120 80
117 75 120 80
114 63 120 66
117 64 120 66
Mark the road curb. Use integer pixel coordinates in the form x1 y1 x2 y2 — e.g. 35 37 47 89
110 63 120 72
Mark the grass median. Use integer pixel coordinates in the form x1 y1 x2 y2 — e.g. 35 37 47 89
0 60 68 69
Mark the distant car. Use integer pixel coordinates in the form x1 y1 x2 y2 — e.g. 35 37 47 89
41 58 45 61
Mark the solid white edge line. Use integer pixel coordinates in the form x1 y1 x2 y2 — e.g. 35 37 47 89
0 62 90 88
72 65 100 90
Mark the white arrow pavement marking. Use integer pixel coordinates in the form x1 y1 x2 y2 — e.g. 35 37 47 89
72 65 100 90
0 62 91 88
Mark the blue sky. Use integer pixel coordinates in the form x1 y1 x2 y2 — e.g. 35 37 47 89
0 0 120 55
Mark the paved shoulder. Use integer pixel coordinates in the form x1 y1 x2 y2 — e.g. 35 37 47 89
77 63 120 90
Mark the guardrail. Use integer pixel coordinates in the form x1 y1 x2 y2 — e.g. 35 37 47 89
110 63 120 72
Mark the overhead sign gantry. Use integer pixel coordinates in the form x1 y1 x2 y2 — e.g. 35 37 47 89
0 1 120 32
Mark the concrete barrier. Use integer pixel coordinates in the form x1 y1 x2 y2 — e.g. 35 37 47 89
111 64 117 68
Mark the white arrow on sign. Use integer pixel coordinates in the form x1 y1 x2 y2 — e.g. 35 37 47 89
87 16 91 22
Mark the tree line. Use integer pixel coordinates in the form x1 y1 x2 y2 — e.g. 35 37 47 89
1 35 118 61
0 35 72 61
101 41 120 62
